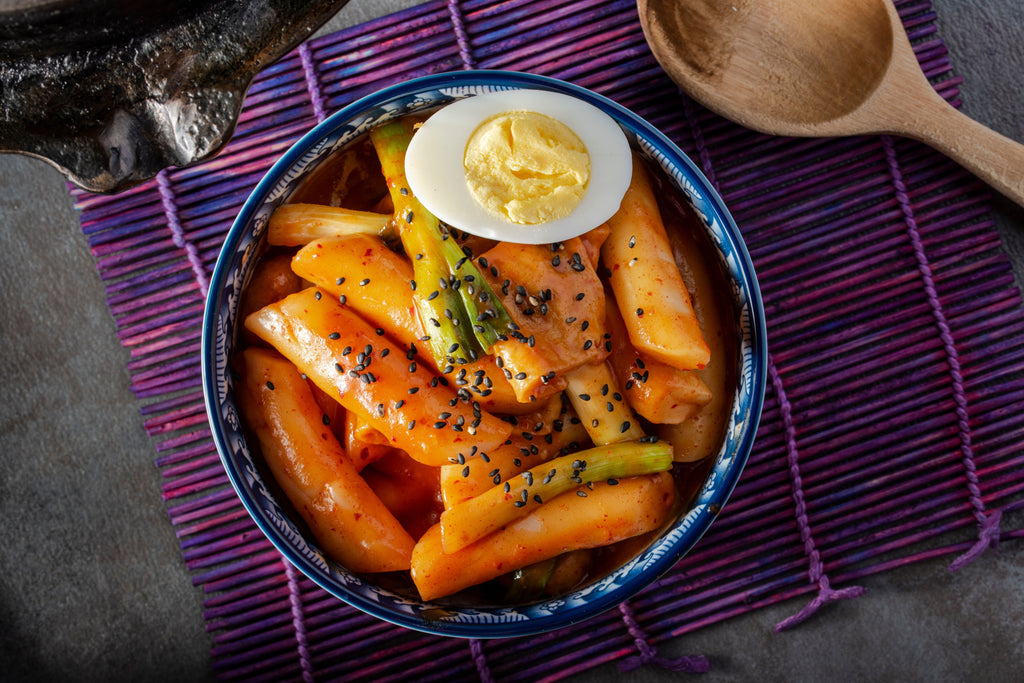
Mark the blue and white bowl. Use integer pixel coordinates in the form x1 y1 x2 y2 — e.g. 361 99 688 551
202 70 767 638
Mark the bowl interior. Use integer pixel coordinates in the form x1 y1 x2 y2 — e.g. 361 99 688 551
202 70 766 638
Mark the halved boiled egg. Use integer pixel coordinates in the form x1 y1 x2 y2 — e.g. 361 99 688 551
404 89 632 245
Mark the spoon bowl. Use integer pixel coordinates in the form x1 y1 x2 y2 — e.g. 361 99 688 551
639 0 1024 205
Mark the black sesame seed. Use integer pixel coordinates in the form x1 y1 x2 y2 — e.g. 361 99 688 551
322 414 330 425
314 290 322 300
339 294 347 305
265 381 274 390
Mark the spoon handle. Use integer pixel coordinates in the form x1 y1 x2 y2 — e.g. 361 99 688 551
898 92 1024 207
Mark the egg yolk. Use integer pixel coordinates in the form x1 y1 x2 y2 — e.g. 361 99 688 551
463 111 590 225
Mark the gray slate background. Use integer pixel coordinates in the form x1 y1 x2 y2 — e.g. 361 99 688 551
1 1 1022 681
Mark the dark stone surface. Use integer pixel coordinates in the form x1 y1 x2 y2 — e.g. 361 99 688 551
0 1 1020 681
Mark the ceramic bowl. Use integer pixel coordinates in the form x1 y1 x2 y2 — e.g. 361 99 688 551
202 70 767 638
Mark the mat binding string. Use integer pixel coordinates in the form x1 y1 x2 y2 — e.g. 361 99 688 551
71 0 1024 680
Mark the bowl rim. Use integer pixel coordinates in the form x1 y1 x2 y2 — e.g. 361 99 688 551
202 69 767 638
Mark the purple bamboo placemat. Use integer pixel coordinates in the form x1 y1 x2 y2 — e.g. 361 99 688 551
72 0 1024 680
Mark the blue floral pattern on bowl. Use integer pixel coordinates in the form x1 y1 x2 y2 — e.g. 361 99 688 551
202 70 767 638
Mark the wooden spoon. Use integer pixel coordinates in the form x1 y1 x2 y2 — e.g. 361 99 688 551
637 0 1024 206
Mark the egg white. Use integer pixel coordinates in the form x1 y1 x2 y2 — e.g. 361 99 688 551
404 89 632 245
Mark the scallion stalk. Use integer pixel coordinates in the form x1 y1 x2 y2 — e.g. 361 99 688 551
370 119 513 370
439 439 674 553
